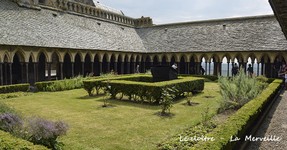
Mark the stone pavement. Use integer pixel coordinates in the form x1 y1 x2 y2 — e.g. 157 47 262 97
246 90 287 150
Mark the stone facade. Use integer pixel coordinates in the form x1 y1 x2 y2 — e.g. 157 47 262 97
0 0 287 85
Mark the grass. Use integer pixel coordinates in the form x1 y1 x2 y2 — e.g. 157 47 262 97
2 82 221 150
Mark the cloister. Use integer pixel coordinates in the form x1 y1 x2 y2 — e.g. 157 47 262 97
1 0 287 85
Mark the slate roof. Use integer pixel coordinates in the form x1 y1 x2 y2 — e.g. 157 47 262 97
1 0 287 53
136 15 287 52
0 0 145 52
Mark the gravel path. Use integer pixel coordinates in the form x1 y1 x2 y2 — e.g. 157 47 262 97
246 90 287 150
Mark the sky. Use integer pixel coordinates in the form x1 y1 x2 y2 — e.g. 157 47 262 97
96 0 274 24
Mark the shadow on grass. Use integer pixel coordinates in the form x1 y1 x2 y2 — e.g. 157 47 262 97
154 112 175 119
182 102 200 106
96 98 161 110
76 94 105 100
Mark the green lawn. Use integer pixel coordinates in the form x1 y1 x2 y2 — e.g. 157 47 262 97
3 82 221 150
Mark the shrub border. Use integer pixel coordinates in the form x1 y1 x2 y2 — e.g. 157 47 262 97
0 130 48 150
191 79 283 150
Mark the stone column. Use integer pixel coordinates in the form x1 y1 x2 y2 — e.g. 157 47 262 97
213 62 218 76
219 62 222 76
71 62 74 77
9 63 12 85
99 62 102 75
59 62 63 80
205 62 208 75
126 62 130 74
106 62 110 73
91 62 94 75
186 62 190 74
21 63 25 83
257 62 260 76
25 62 29 83
82 62 85 76
0 63 3 85
4 63 7 85
114 62 118 73
47 62 51 81
34 63 38 82
261 63 265 76
208 62 211 75
227 62 230 77
243 62 247 73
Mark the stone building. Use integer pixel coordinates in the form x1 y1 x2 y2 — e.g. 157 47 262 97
0 0 287 85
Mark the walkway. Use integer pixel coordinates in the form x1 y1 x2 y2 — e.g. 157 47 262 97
246 90 287 150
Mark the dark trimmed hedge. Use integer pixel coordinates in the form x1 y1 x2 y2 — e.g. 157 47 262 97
179 75 218 82
0 84 29 94
104 76 204 104
83 74 148 96
190 79 282 150
0 130 48 150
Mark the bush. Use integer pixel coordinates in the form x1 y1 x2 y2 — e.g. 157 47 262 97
104 76 204 104
27 117 69 149
191 79 282 150
218 70 267 111
0 102 18 115
0 92 31 100
36 76 85 92
0 84 30 94
159 88 175 115
0 130 48 150
0 113 23 135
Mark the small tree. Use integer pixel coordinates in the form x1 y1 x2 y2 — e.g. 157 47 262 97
186 92 193 106
159 88 175 115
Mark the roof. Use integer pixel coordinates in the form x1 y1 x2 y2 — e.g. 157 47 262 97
269 0 287 39
93 1 124 16
0 0 145 52
0 0 287 53
136 15 287 52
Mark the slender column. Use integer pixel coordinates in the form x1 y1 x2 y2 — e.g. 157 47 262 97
261 62 264 75
205 62 208 75
270 63 274 78
82 62 85 76
25 62 29 83
47 62 51 81
142 62 146 73
213 62 217 76
186 62 190 74
4 63 7 85
99 62 102 75
208 62 211 75
257 62 260 76
34 63 38 82
60 62 63 79
114 62 118 73
262 63 265 76
106 62 110 73
71 62 74 77
227 62 230 77
120 62 124 74
131 62 135 74
0 63 3 85
21 63 25 83
126 62 130 74
219 62 222 76
9 63 12 85
91 62 94 75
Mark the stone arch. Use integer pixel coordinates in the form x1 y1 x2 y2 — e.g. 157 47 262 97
12 51 25 84
36 50 48 63
38 52 47 81
130 54 135 73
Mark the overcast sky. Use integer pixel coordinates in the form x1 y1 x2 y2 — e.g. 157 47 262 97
96 0 274 24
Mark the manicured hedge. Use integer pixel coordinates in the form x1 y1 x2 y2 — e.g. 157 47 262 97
83 74 148 96
0 84 30 94
190 79 282 150
0 130 48 150
179 75 218 82
104 76 204 104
